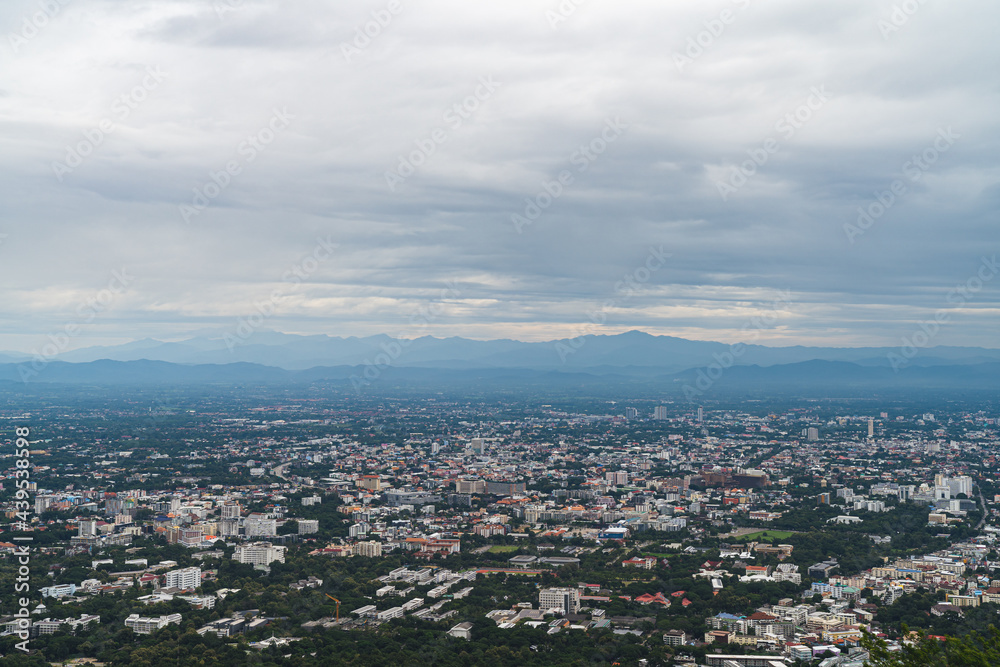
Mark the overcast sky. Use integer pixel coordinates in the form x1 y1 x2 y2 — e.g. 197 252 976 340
1 0 997 353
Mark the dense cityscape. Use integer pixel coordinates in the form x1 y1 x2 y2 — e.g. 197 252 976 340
2 385 999 665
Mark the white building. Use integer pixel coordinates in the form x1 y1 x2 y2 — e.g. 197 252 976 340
219 519 240 537
40 584 77 598
244 516 278 537
125 613 182 634
234 543 286 567
164 567 201 591
377 606 405 621
220 502 242 519
298 519 319 534
943 475 974 498
355 541 383 557
539 587 580 614
449 622 473 639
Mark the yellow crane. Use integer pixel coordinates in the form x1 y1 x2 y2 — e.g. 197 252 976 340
324 594 341 622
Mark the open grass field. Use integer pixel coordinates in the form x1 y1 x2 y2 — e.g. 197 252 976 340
736 530 794 542
488 545 520 553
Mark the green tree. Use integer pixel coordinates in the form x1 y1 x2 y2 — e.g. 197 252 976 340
862 625 1000 666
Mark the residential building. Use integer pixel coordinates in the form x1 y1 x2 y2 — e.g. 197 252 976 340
234 543 286 567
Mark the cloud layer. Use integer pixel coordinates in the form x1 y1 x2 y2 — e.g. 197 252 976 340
1 0 997 353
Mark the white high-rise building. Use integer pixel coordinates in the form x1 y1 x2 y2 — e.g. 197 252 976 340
539 587 580 614
220 502 241 519
653 406 668 420
164 567 201 591
945 475 973 498
35 496 55 515
219 519 240 536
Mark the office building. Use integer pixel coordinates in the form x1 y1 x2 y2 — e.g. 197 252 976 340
539 587 581 614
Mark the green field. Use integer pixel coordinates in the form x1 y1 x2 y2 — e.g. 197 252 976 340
488 545 519 553
737 530 794 542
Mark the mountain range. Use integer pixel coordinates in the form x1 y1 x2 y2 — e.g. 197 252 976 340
3 329 999 372
1 330 998 392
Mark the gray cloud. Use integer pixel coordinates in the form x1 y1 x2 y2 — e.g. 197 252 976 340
0 0 997 353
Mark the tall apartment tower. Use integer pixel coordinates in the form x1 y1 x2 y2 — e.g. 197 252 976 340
653 406 668 420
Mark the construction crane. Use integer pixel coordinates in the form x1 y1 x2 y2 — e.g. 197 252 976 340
324 594 341 622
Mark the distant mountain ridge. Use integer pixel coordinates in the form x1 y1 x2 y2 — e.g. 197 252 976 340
8 329 1000 373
